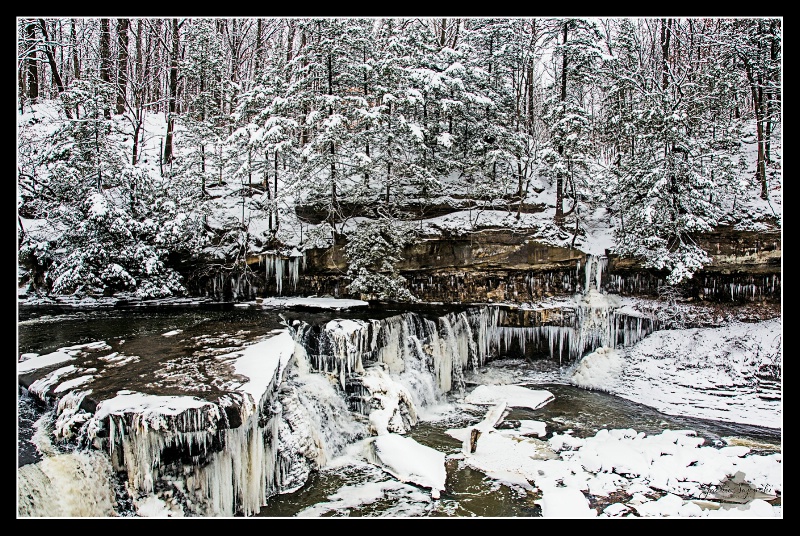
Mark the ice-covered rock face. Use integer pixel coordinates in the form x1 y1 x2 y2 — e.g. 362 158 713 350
293 308 500 401
291 300 656 429
279 365 370 475
18 329 307 517
292 317 381 389
568 318 782 430
355 365 419 436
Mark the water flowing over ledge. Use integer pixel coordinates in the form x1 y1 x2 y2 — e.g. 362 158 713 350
18 268 663 517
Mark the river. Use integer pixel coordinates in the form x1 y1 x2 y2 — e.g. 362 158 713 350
17 303 781 518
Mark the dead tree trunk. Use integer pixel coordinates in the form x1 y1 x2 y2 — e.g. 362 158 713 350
70 19 80 81
116 18 129 115
37 19 72 119
25 20 39 101
99 18 112 118
554 22 568 227
163 18 180 166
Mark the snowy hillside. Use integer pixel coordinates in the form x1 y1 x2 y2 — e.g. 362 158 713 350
18 97 781 300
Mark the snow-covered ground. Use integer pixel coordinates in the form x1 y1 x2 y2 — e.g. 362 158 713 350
571 318 782 430
294 376 781 518
445 386 781 518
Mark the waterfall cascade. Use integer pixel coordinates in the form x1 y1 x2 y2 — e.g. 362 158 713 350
293 308 502 415
293 265 653 403
19 255 657 518
490 255 654 362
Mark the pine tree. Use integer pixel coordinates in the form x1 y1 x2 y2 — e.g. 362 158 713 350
542 18 603 230
345 214 417 302
19 76 205 298
605 19 745 284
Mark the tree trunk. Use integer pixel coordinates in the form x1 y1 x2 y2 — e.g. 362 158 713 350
526 58 534 136
285 20 295 83
134 20 142 87
254 18 263 79
18 57 25 113
71 19 80 81
661 18 672 90
327 52 337 224
25 20 39 101
274 149 280 231
386 161 391 204
151 19 161 113
132 118 141 165
116 19 129 115
364 140 370 185
56 20 63 88
299 30 308 146
386 104 392 204
554 22 568 227
99 18 112 118
163 18 180 166
744 60 768 200
37 20 65 95
765 19 780 164
330 140 337 223
449 18 460 48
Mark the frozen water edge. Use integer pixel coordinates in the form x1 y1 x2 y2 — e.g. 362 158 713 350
19 293 214 308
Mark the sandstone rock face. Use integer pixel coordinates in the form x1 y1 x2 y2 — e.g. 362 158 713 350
238 226 780 304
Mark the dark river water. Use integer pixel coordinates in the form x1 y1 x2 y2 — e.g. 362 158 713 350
17 303 782 518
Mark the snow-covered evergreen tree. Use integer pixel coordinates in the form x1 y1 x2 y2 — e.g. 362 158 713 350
18 77 206 298
344 214 417 302
604 19 745 284
177 18 227 195
541 18 604 230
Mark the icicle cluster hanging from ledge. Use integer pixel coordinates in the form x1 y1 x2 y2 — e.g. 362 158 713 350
262 248 305 296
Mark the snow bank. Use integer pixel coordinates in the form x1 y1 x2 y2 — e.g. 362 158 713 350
570 319 782 429
368 433 447 499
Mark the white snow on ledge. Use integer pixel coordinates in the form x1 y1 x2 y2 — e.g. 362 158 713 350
220 328 297 407
18 341 112 374
93 391 216 426
259 297 369 309
464 384 555 410
368 433 447 499
81 330 297 437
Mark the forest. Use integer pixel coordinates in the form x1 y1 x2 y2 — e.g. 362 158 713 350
16 17 782 302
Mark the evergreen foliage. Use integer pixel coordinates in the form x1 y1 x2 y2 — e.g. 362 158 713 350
17 18 782 298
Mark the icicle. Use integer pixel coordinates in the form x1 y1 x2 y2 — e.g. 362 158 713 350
275 257 284 295
265 253 273 281
289 258 300 290
582 254 607 294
